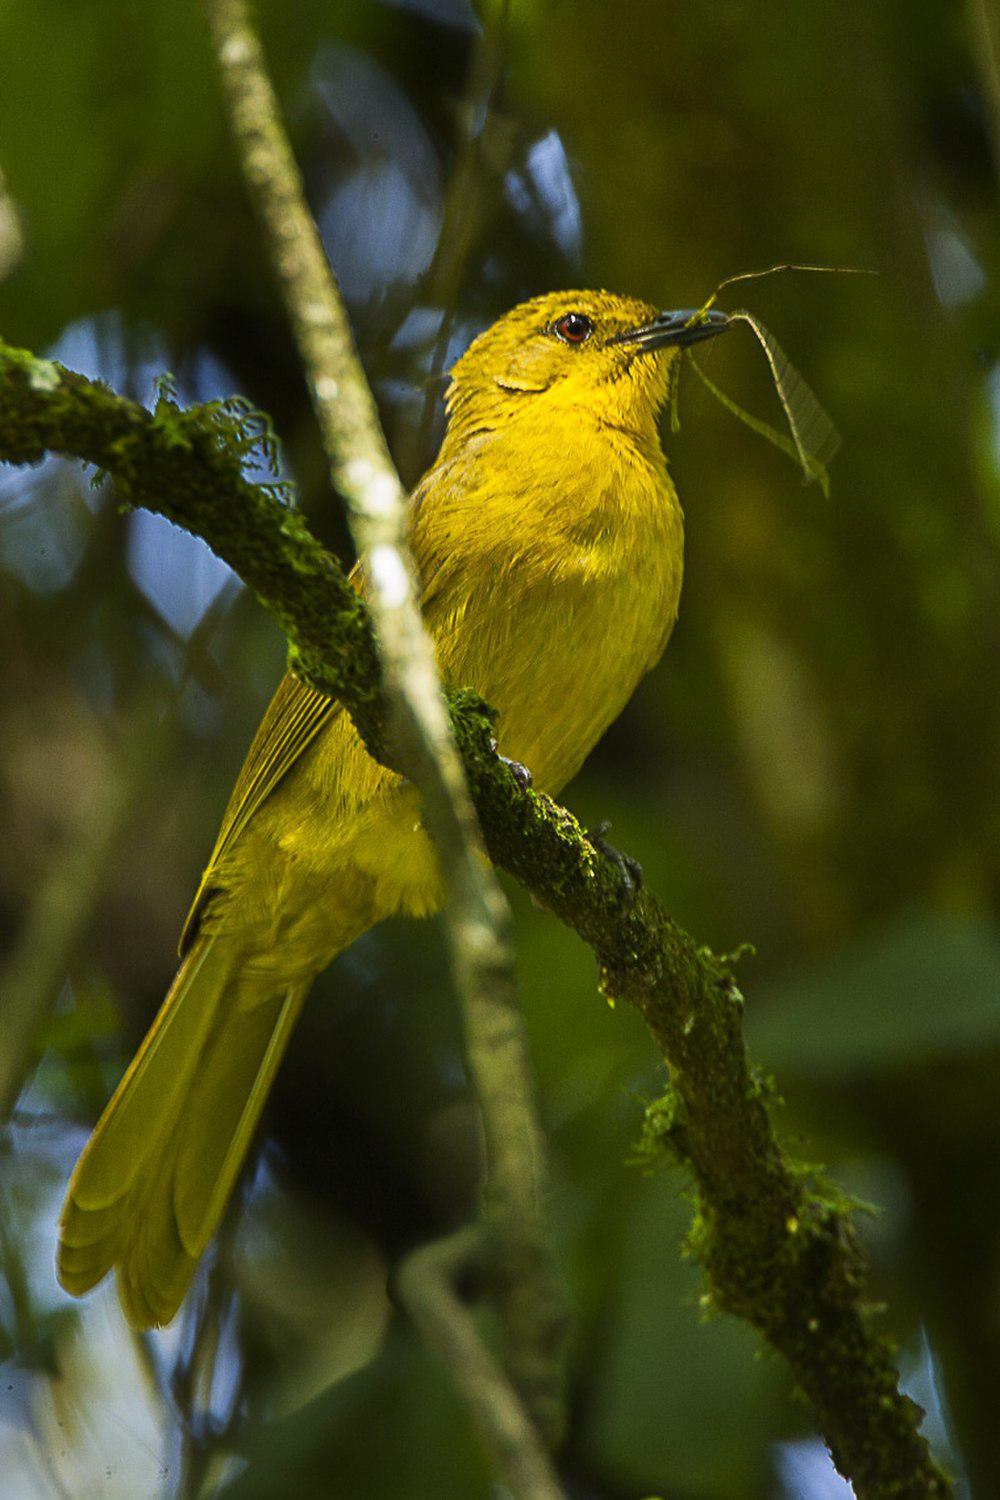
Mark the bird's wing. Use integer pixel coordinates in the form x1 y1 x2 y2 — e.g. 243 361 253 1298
178 501 461 956
179 670 341 953
179 558 386 953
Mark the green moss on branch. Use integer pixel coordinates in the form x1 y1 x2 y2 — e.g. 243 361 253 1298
0 345 383 729
0 337 950 1498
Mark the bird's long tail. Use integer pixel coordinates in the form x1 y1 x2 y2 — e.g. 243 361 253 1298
57 935 310 1328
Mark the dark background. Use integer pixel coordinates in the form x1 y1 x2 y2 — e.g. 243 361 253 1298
1 1 998 1495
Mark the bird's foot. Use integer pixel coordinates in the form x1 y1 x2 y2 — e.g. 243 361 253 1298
588 820 643 912
489 737 533 790
501 755 533 790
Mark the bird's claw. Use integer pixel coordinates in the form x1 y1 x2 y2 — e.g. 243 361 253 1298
501 755 533 790
489 737 533 790
589 820 643 911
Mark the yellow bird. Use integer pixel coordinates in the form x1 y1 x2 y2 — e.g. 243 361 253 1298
57 289 730 1326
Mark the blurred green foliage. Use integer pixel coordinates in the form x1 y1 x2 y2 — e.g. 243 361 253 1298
1 0 999 1495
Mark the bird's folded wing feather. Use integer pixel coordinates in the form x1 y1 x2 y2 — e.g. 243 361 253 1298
179 670 341 952
177 513 464 955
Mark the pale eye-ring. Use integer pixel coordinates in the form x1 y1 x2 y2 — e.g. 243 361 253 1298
552 311 593 345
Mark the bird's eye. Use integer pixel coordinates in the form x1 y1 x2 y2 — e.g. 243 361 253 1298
552 311 593 345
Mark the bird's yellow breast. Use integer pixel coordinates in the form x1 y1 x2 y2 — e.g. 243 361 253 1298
414 410 683 793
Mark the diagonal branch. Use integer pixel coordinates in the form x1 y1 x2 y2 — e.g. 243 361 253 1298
0 339 951 1497
0 341 950 1496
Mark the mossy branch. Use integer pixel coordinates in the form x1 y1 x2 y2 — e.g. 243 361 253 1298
0 339 950 1496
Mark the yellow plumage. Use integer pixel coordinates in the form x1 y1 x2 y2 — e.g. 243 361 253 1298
58 289 728 1325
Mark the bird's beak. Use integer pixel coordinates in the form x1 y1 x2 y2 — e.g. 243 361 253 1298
611 307 732 351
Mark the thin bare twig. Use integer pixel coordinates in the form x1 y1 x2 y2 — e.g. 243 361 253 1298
397 0 511 483
200 0 566 1449
397 1230 565 1500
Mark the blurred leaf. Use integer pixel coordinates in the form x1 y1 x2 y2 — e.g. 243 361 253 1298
750 914 1000 1076
223 1327 491 1500
584 1182 790 1496
234 1185 392 1415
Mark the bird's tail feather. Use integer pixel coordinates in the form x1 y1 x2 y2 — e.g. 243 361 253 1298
58 936 310 1328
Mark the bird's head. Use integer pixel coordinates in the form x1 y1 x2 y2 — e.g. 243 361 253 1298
446 289 730 439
